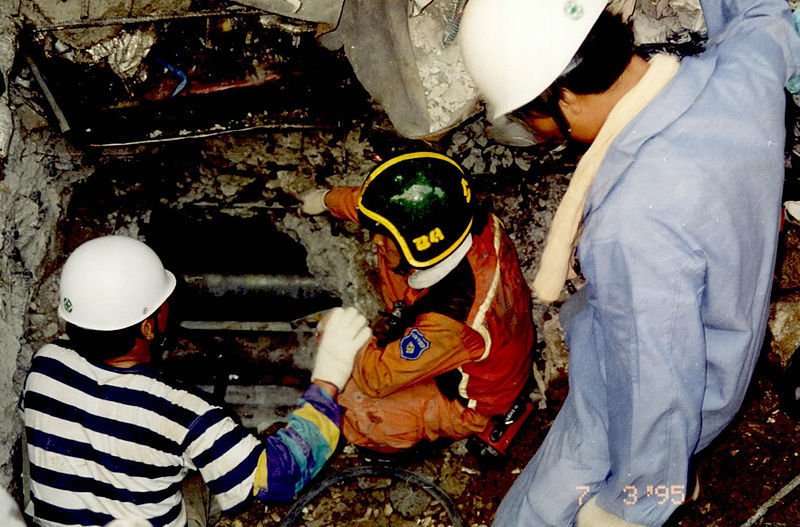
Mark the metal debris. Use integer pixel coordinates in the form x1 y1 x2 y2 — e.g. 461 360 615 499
85 29 155 79
739 471 800 527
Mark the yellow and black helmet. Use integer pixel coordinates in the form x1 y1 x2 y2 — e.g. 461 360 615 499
358 152 473 269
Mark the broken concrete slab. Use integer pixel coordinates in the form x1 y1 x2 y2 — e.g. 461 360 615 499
234 0 345 27
21 0 192 50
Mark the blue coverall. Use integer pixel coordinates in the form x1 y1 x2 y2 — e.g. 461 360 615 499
493 1 800 525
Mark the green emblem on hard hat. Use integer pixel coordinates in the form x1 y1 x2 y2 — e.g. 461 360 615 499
63 298 73 313
358 152 473 269
564 0 584 19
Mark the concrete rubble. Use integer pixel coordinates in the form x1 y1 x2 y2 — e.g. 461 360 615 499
84 29 156 80
628 0 705 43
0 0 17 160
19 0 192 51
0 49 90 489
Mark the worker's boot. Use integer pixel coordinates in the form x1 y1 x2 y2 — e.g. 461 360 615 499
355 438 453 465
466 393 534 466
354 446 406 465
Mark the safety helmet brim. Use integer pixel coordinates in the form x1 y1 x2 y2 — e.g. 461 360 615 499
459 0 607 120
58 236 177 331
358 152 473 269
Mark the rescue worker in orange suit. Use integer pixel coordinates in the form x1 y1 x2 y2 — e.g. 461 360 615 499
299 151 536 457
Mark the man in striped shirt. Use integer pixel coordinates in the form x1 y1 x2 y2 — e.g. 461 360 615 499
21 235 370 527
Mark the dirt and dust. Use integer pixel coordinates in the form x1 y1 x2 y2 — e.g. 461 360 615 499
45 26 800 526
57 114 800 527
211 352 800 527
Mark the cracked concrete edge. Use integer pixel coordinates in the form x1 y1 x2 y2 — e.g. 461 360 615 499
0 0 18 160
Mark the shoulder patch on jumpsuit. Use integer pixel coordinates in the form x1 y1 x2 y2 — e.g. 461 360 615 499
400 328 430 360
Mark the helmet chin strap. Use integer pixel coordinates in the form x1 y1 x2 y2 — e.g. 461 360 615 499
407 235 473 289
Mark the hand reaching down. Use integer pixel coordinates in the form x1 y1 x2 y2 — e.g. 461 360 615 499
312 306 372 390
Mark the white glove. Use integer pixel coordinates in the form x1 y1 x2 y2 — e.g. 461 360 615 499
299 188 330 215
312 306 372 390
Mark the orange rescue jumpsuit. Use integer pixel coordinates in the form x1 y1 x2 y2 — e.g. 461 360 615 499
326 187 536 452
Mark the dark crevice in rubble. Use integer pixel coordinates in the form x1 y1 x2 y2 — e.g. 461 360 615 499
159 331 312 390
60 147 340 394
144 208 341 323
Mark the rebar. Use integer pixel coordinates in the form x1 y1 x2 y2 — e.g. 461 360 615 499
29 8 266 32
739 471 800 527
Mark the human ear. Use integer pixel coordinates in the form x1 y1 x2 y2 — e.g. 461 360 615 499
558 88 581 118
140 318 156 341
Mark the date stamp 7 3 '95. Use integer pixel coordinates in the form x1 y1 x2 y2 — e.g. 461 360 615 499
576 485 686 507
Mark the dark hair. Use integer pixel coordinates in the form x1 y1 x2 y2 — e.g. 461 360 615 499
560 11 635 94
514 11 635 123
65 322 141 362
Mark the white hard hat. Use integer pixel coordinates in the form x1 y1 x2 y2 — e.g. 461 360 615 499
459 0 607 120
58 236 176 331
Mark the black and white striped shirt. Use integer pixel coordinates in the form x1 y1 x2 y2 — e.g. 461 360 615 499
21 343 263 527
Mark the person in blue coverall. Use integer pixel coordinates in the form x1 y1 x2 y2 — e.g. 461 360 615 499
460 0 800 525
